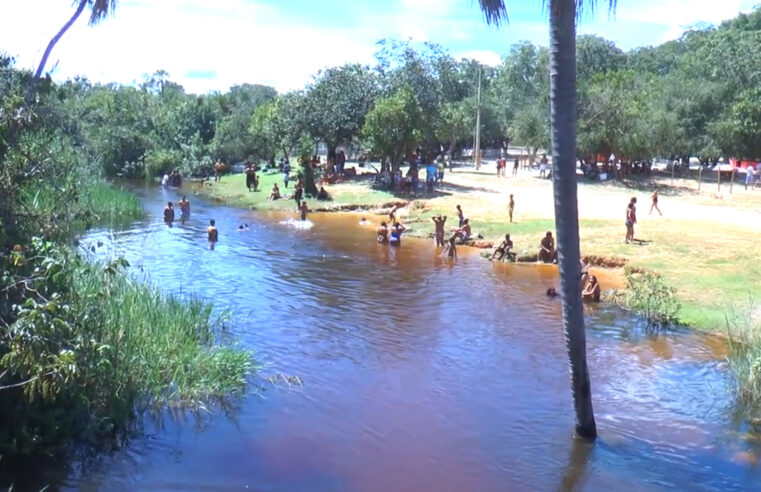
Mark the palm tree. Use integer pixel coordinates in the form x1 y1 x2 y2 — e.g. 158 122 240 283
35 0 118 79
477 0 617 440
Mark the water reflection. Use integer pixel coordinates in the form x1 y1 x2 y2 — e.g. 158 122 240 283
2 183 760 491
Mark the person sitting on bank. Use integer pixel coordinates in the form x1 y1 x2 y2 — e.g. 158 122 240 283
582 275 601 302
317 186 330 200
490 234 515 262
268 183 281 201
453 218 471 244
538 231 557 263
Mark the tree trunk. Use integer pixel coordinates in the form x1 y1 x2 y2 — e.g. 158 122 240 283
549 0 596 441
301 160 318 196
34 0 87 80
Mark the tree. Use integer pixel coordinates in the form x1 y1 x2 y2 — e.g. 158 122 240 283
361 86 422 172
477 0 612 440
302 64 378 161
435 99 475 159
36 0 119 79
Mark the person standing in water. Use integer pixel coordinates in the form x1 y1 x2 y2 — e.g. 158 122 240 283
389 222 407 247
432 215 447 247
300 201 309 221
649 189 662 216
582 275 601 302
377 221 389 244
207 219 219 249
163 201 175 224
179 196 190 219
442 234 457 260
508 194 515 223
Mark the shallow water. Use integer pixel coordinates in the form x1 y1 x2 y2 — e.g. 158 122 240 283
4 184 760 491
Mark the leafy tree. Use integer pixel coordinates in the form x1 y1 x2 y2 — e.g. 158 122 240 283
361 86 423 171
435 99 475 159
302 64 378 160
712 88 761 158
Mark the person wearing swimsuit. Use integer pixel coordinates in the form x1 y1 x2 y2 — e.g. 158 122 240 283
625 197 637 243
650 190 662 216
207 219 219 250
389 222 406 247
377 221 389 244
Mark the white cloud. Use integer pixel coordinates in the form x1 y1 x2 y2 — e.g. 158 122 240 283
459 50 501 66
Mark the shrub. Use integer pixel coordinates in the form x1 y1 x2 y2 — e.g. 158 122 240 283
619 267 681 327
726 307 761 411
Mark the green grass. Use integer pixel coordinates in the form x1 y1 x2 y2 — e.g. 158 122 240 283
83 182 144 226
201 171 399 212
0 245 254 454
726 308 761 413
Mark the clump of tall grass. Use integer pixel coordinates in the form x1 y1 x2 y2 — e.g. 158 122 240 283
726 306 761 410
80 182 143 226
0 241 254 454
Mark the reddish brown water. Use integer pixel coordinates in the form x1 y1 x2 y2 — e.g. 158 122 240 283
4 186 760 491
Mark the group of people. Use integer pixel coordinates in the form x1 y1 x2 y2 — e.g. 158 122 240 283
495 157 520 178
162 195 191 224
161 170 183 188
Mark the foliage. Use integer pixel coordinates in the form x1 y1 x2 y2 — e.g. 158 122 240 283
361 86 423 168
0 240 254 454
620 268 681 327
726 307 761 411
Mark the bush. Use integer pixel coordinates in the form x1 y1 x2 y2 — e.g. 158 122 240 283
0 240 254 454
619 267 681 327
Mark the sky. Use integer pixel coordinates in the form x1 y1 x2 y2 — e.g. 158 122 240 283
0 0 757 94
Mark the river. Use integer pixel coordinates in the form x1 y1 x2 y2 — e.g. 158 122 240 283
4 184 760 491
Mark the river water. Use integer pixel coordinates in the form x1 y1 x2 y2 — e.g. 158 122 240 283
5 185 760 491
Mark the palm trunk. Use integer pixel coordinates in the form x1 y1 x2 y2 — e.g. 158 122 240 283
549 0 596 440
34 0 87 80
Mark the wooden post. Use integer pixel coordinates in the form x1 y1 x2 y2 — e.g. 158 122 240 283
730 168 735 194
671 160 675 185
717 167 721 192
698 166 702 191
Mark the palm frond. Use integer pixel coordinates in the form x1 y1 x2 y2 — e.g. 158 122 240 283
476 0 508 26
86 0 118 26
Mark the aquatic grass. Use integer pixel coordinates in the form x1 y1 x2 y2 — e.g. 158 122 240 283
726 306 761 411
0 244 254 454
81 182 143 226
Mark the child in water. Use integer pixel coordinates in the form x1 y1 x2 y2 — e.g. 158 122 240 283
207 219 218 249
300 201 309 221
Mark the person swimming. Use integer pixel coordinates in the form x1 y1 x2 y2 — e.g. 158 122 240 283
359 217 368 226
377 221 389 244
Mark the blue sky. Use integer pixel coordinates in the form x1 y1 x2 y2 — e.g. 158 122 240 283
0 0 756 93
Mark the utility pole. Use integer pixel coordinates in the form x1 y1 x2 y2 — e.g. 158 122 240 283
474 65 482 170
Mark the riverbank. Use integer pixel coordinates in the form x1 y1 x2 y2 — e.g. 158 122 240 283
0 182 254 456
197 164 761 332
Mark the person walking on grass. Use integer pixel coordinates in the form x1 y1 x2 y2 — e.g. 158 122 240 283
625 197 637 243
649 190 662 216
512 157 519 177
508 194 515 223
282 159 291 189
